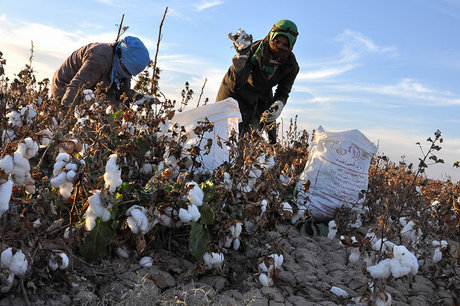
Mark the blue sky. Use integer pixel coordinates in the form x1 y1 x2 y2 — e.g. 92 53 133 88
1 0 459 181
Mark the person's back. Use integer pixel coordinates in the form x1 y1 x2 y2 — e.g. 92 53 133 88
51 42 114 105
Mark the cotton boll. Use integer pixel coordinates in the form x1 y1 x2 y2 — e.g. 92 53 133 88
104 154 122 193
48 256 59 271
9 250 28 276
233 221 243 238
20 105 36 122
330 286 349 297
6 111 21 127
116 247 130 259
178 208 192 223
0 155 14 174
187 182 204 206
259 272 273 287
140 163 153 175
203 252 224 269
16 138 39 159
139 256 153 267
59 181 74 199
33 219 41 229
50 172 67 187
433 247 443 263
0 180 14 218
349 248 361 263
391 245 418 276
270 254 284 269
232 238 240 251
188 204 201 222
1 272 15 293
223 172 233 190
374 291 392 306
85 210 97 231
56 253 69 270
126 206 149 234
367 258 392 279
327 220 337 240
56 152 71 163
1 248 13 268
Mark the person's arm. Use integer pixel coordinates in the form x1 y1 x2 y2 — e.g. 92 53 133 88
61 52 105 107
273 61 299 105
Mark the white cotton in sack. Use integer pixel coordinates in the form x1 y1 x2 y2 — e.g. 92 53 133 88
296 126 377 220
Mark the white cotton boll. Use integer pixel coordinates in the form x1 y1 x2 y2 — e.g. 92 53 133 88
48 257 59 271
51 172 67 187
270 254 284 269
33 219 41 229
9 250 28 276
223 172 232 189
367 258 392 279
7 111 21 127
0 155 14 174
441 240 448 248
65 163 78 171
13 152 30 172
349 248 361 263
20 105 36 122
399 217 407 227
188 204 201 222
104 154 122 193
203 252 224 269
39 129 52 148
59 181 74 199
53 160 67 177
126 206 149 234
234 221 243 238
159 213 173 228
187 182 204 206
261 200 268 213
85 210 97 231
389 259 412 278
392 245 418 275
433 247 443 263
258 261 272 273
0 180 14 218
233 238 240 250
1 248 13 268
291 207 305 224
16 138 39 159
88 192 103 216
139 256 153 267
281 202 293 213
375 291 392 306
140 163 153 175
101 209 111 222
66 170 77 182
116 247 130 259
223 237 233 248
432 240 440 247
330 286 349 298
58 253 69 269
327 220 337 240
259 272 273 287
56 152 71 163
178 208 192 223
1 272 14 294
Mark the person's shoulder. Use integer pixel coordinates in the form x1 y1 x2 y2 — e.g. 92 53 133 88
285 52 299 69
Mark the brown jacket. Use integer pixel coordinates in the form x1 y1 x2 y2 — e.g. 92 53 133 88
51 42 135 107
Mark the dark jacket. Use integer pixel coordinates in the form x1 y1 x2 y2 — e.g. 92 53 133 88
216 40 299 129
51 43 136 107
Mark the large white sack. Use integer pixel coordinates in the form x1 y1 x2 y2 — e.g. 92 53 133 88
296 126 378 220
170 98 241 172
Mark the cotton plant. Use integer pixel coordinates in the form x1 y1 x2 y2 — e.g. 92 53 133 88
84 190 113 231
38 129 53 148
257 153 276 170
244 199 268 231
50 152 85 199
20 105 37 124
103 154 122 194
126 205 151 234
235 166 262 194
258 253 284 287
0 248 28 293
432 240 448 263
48 252 69 271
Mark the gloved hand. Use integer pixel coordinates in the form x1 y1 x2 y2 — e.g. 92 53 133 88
266 100 284 122
228 29 253 58
133 93 156 105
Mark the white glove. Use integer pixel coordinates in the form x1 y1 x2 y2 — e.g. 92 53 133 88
266 100 284 122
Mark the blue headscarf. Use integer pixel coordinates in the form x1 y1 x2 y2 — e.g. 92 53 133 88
111 36 150 88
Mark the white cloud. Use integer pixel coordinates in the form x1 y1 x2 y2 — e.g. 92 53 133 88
194 0 223 11
297 64 355 81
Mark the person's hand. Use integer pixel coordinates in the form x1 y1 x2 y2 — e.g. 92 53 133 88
134 93 155 105
228 29 253 58
266 100 284 122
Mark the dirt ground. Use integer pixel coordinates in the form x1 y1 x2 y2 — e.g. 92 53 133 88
0 223 458 306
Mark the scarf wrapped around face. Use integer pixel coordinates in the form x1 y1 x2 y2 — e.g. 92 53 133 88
111 45 132 89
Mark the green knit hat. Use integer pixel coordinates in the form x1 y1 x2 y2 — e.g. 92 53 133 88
269 19 299 50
